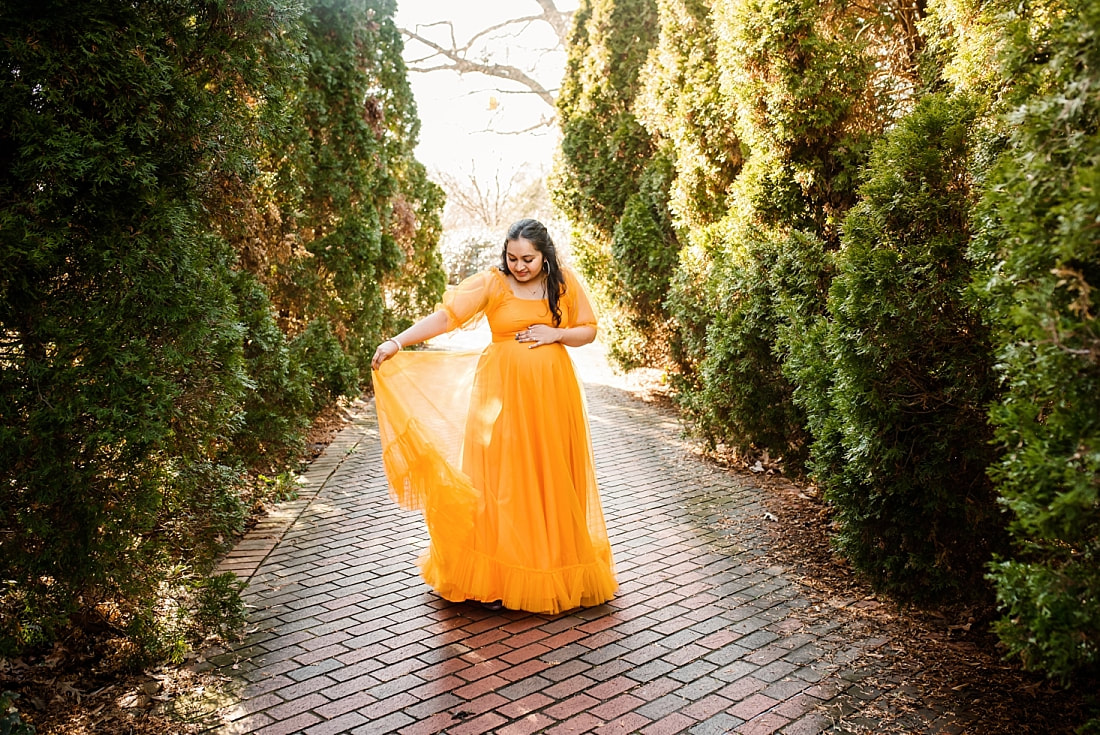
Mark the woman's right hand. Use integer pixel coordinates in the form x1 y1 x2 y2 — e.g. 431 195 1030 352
372 339 400 371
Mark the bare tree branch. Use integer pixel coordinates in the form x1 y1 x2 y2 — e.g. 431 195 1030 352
399 2 575 116
478 114 557 136
439 166 529 228
463 15 544 48
402 27 558 108
532 0 573 42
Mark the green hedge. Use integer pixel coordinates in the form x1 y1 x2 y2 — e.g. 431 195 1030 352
681 231 809 464
811 94 1004 599
554 0 1100 686
552 0 676 369
665 0 873 468
0 0 442 659
0 0 272 654
977 0 1100 679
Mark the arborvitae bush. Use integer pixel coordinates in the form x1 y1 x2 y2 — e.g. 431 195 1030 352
291 318 361 412
685 231 810 464
270 0 442 376
0 0 440 658
553 0 677 369
669 0 873 468
554 0 659 237
607 153 680 368
976 0 1100 679
680 226 829 470
818 93 1003 600
231 271 313 470
635 0 742 233
711 0 874 239
770 229 835 471
634 0 742 375
381 162 448 336
0 0 279 652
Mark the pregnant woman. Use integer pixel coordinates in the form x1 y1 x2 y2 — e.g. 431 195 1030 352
370 218 616 614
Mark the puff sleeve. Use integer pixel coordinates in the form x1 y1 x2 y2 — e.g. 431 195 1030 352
438 270 498 330
562 267 598 330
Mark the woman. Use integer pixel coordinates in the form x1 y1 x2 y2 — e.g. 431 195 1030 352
371 219 616 614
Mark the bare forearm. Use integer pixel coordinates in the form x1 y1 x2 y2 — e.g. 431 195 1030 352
392 310 450 348
554 325 596 347
372 310 451 370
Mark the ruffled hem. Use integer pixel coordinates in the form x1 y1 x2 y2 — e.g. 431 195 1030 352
420 544 616 616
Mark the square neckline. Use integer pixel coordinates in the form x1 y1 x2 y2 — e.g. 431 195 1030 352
493 268 547 302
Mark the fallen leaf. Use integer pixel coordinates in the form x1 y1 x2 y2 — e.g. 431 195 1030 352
56 680 83 700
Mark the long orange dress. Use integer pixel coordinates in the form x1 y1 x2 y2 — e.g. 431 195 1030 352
372 267 616 614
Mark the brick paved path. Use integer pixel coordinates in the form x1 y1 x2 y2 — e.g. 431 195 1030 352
202 339 957 735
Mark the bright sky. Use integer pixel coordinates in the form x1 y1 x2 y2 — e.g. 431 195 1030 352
393 0 578 179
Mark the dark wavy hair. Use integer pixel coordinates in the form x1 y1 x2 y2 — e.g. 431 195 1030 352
500 218 566 326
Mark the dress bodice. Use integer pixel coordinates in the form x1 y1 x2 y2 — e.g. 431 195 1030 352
439 267 598 338
487 278 556 339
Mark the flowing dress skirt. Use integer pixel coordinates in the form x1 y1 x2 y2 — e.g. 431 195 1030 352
373 336 616 614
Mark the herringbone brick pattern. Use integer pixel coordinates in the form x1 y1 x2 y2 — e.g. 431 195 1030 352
202 341 958 734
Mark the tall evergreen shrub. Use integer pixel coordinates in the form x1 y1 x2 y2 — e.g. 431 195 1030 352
813 94 1003 599
977 0 1100 678
670 0 873 469
634 0 741 234
607 153 680 368
0 0 288 651
686 231 817 464
270 0 443 377
381 161 447 335
231 271 313 468
0 0 442 657
552 0 678 368
633 0 742 372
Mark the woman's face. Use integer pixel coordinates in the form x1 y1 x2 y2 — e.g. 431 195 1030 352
505 237 544 282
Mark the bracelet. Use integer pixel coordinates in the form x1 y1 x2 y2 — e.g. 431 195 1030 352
386 337 402 351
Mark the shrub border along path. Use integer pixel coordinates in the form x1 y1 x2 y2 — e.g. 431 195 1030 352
201 338 1027 735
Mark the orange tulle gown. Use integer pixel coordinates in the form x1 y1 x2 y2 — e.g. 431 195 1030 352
372 267 616 614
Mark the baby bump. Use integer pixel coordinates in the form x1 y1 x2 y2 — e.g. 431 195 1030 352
488 338 576 380
464 339 583 465
471 340 585 421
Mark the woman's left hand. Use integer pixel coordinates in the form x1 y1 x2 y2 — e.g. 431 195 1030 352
516 324 561 348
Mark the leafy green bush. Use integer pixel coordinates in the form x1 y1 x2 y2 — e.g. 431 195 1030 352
681 230 810 464
812 93 1003 599
291 318 361 412
0 0 269 653
552 0 675 369
605 153 680 368
264 0 444 377
975 0 1100 679
0 0 440 659
667 0 874 468
711 0 873 240
126 569 246 667
0 691 34 735
232 271 312 470
612 155 679 323
635 0 742 234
